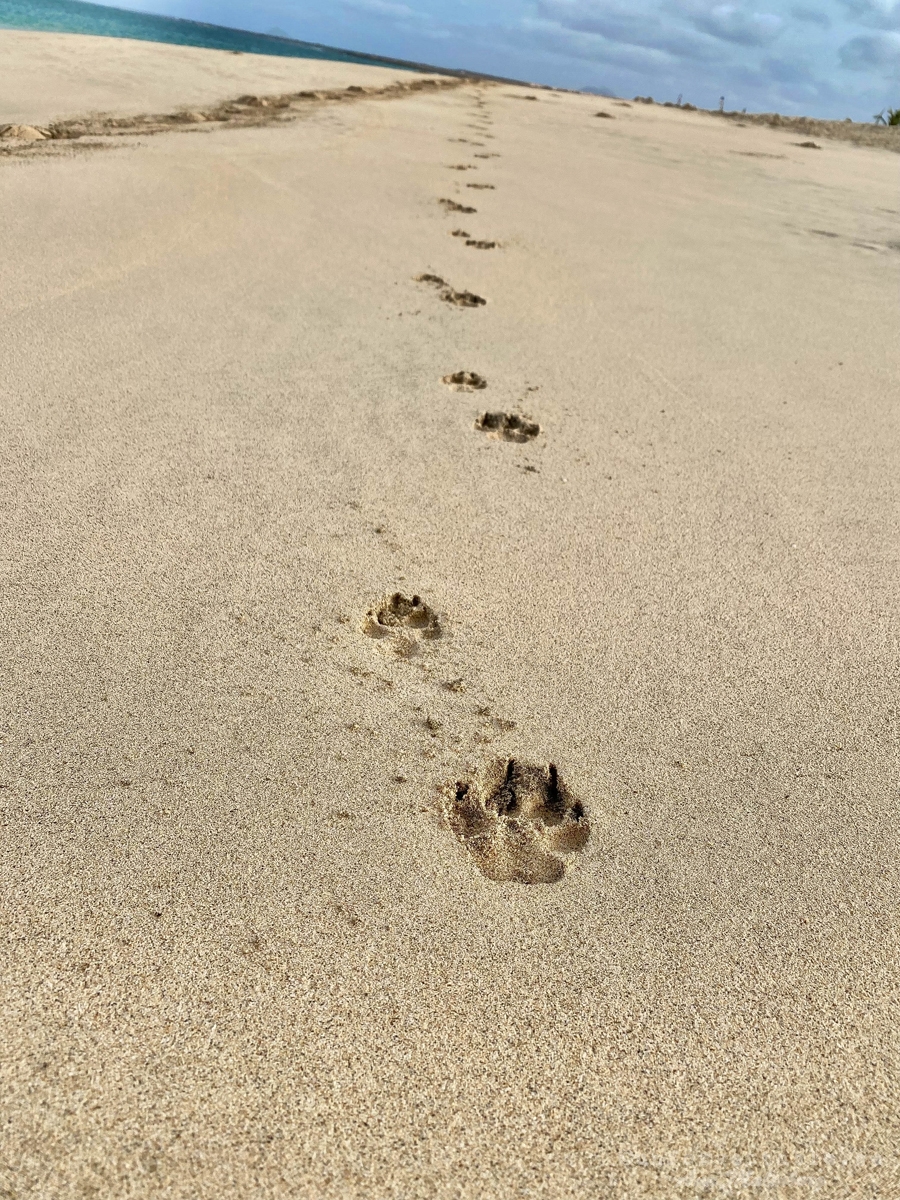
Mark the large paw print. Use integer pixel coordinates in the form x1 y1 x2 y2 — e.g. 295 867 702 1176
446 758 589 883
363 592 442 657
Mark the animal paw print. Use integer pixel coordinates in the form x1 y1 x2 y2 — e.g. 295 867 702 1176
442 370 487 391
415 274 486 308
439 198 477 214
475 412 540 442
363 592 442 656
446 758 589 883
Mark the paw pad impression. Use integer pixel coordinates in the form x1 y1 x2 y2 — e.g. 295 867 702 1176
446 758 589 884
363 592 442 656
442 370 487 391
415 274 487 308
475 412 540 442
439 198 477 214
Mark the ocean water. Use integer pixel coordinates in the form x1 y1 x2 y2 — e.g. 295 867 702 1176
0 0 425 70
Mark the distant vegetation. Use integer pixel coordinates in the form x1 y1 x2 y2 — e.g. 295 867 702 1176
873 108 900 125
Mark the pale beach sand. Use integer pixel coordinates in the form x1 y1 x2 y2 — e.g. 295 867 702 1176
2 32 899 1198
0 28 434 126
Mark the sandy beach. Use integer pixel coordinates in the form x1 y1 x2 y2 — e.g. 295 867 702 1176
2 30 899 1198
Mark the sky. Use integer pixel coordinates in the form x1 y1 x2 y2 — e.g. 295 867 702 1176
107 0 900 119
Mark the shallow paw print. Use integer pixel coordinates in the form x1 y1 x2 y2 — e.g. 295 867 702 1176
445 758 589 883
363 592 442 657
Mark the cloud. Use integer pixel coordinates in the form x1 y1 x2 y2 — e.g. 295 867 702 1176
535 2 723 60
837 0 900 28
839 29 900 64
504 3 869 108
339 0 417 17
537 1 786 59
688 4 784 46
761 51 815 79
791 4 831 24
515 16 687 70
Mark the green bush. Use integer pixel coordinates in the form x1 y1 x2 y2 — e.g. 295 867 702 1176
874 107 900 125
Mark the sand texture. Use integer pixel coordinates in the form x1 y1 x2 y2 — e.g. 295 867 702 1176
2 34 900 1199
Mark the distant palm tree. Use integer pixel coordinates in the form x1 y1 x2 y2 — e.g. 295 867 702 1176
873 107 900 125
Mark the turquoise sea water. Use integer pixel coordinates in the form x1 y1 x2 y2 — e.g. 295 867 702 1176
0 0 429 70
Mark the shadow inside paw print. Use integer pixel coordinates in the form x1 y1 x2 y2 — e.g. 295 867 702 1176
447 759 589 883
363 592 442 656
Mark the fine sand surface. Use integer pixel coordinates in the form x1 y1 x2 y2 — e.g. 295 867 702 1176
2 33 900 1200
